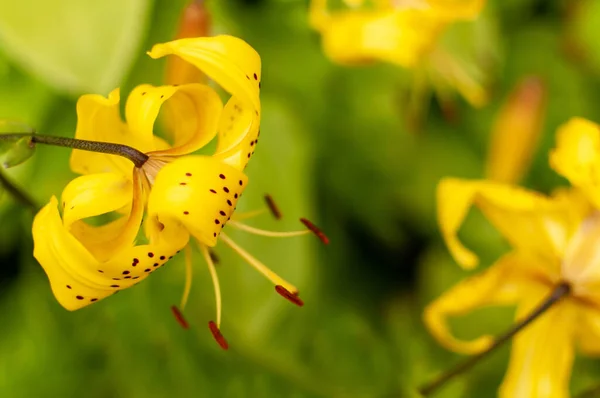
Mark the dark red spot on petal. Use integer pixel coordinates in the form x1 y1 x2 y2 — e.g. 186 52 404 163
76 295 84 300
184 211 189 215
219 174 226 179
148 252 154 258
253 73 258 80
186 172 192 176
122 270 130 275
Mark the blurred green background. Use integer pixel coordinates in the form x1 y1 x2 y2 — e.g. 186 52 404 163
1 0 600 397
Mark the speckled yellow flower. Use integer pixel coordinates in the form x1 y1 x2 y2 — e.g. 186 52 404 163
32 35 265 311
425 117 600 397
309 0 488 107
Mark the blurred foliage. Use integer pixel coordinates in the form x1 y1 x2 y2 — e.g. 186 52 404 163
0 0 600 397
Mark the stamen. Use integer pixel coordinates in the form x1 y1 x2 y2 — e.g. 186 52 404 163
300 218 330 245
171 305 190 329
208 321 229 350
275 285 304 307
220 233 298 293
228 221 311 238
209 249 220 265
200 244 222 328
231 208 267 221
180 244 193 310
264 194 282 219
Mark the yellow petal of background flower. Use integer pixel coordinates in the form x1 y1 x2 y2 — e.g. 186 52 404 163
148 36 261 171
499 295 576 398
126 83 222 156
437 178 578 269
315 10 444 68
486 76 547 183
550 117 600 208
70 88 133 176
574 304 600 355
427 0 485 20
424 252 540 354
61 172 133 229
147 155 247 247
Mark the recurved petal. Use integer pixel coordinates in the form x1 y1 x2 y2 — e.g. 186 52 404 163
550 117 600 209
126 83 222 156
61 172 133 230
147 36 261 114
437 178 578 270
427 0 485 20
499 294 576 398
424 252 538 354
33 196 119 311
148 155 248 247
70 88 132 176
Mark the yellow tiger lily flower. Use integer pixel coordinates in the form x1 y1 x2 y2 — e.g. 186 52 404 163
32 35 263 310
309 0 488 107
425 117 600 397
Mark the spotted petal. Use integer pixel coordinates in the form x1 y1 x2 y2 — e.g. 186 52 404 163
148 155 247 247
437 178 579 269
32 180 189 311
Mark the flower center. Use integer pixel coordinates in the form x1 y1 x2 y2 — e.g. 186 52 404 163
140 156 171 186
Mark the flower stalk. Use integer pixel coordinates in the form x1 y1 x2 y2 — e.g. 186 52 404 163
419 281 572 396
0 133 149 168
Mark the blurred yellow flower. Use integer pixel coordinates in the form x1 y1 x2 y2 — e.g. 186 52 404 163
425 117 600 397
309 0 488 107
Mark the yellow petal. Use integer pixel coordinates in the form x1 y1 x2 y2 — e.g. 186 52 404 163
147 155 247 246
148 36 261 115
317 10 444 68
438 178 577 269
423 252 540 354
126 83 222 156
574 304 600 355
550 117 600 208
70 88 132 176
61 172 133 230
486 77 547 183
148 36 261 170
33 185 189 311
65 171 145 263
499 296 576 398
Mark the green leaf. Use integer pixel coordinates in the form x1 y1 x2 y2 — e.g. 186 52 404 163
0 0 151 96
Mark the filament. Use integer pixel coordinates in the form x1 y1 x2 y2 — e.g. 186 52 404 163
228 221 311 238
200 243 222 328
180 244 193 310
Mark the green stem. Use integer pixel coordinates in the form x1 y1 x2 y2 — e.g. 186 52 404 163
1 133 149 168
419 281 572 396
0 168 39 211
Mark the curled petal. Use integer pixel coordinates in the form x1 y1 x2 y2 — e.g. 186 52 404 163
550 117 600 208
424 252 539 354
437 178 578 269
148 36 261 115
148 156 247 247
499 295 576 398
33 179 189 311
61 172 133 230
148 36 261 171
70 88 132 176
126 83 222 156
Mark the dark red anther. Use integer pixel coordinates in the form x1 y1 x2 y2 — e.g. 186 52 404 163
275 285 304 307
264 194 282 219
299 218 330 245
208 321 229 350
171 306 189 329
209 249 220 265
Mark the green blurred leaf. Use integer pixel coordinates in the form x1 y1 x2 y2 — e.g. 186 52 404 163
0 0 151 95
1 137 35 168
